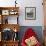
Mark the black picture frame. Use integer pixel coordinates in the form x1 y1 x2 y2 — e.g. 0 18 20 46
25 7 36 20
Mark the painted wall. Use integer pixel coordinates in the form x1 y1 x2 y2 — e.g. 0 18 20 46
18 0 44 26
0 0 44 26
18 26 43 44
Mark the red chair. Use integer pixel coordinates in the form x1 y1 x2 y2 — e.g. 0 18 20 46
21 28 41 46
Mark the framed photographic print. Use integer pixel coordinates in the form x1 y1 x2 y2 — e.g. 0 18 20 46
25 7 36 20
2 10 9 15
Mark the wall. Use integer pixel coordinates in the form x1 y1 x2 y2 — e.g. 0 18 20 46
0 0 44 26
18 0 44 26
18 26 43 44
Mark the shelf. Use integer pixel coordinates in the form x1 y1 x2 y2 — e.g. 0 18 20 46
0 7 19 24
2 40 19 46
0 7 19 46
0 7 19 16
1 14 19 16
1 15 18 24
0 24 20 32
2 40 19 43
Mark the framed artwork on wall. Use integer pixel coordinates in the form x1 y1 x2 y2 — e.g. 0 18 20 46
2 10 9 15
25 7 36 20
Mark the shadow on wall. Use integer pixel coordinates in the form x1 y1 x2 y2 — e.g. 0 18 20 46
18 26 43 44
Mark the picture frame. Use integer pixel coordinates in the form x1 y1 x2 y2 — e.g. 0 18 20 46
25 7 36 20
9 10 18 15
2 10 9 15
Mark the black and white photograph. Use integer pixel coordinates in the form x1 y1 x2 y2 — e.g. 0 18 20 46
25 7 36 20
